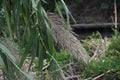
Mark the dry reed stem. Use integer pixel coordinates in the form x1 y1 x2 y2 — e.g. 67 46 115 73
114 0 118 29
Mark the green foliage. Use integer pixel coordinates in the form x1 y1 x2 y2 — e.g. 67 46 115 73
82 32 102 56
55 1 64 12
100 3 109 9
2 0 120 79
0 39 32 80
82 30 120 79
84 56 120 79
0 0 70 79
107 30 120 56
54 51 70 61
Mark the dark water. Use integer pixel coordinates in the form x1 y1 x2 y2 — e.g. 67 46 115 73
73 27 114 39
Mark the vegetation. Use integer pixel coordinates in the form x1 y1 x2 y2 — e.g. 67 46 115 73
82 31 120 79
0 0 57 79
0 0 120 80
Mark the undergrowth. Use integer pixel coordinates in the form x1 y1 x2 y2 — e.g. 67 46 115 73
81 30 120 80
83 56 120 79
82 32 103 56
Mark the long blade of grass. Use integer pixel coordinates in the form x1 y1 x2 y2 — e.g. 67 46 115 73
0 43 32 80
13 61 33 80
0 55 6 68
43 9 55 53
19 31 34 67
38 46 44 71
0 43 16 62
3 0 12 40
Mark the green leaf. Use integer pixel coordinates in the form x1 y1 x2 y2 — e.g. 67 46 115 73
0 55 6 68
38 45 44 71
0 43 16 63
3 0 12 40
19 31 34 67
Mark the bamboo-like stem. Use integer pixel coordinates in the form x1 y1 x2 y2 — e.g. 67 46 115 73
114 0 118 29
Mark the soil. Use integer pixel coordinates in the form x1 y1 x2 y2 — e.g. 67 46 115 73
65 0 120 39
66 0 120 24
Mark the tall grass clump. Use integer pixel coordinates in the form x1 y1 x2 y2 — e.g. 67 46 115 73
0 0 70 79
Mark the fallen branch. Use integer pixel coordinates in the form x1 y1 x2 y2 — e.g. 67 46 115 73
71 23 120 29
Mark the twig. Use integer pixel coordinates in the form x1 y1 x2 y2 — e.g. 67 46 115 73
65 75 81 80
89 32 107 62
98 32 106 56
89 45 100 62
69 12 77 24
111 16 115 23
92 70 112 80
